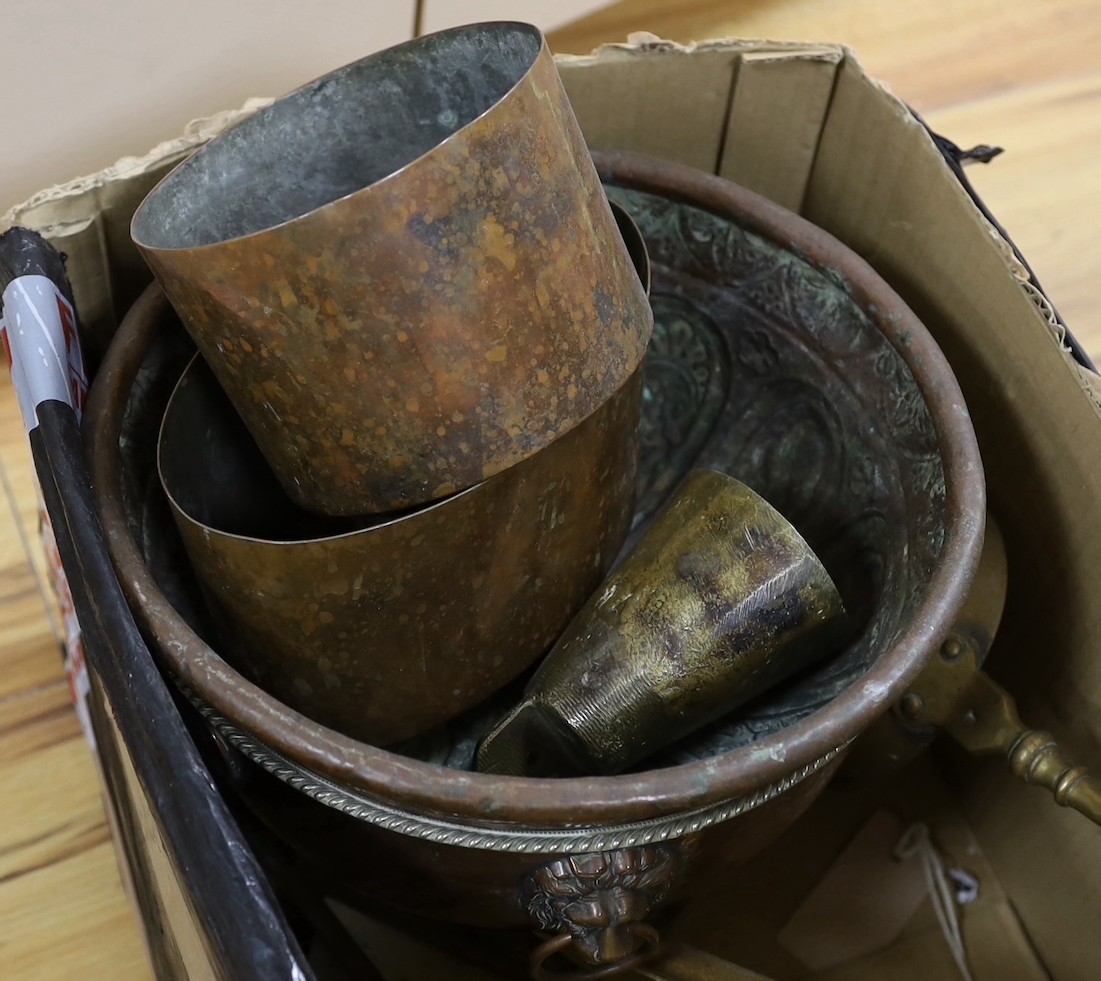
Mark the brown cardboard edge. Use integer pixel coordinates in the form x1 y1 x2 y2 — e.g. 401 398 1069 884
555 33 845 64
719 49 843 212
804 50 1101 413
0 98 273 235
558 45 741 175
563 36 1099 403
802 50 1101 978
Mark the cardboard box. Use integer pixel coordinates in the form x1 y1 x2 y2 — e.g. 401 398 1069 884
5 36 1099 979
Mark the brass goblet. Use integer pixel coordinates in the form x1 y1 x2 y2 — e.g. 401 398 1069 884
477 469 847 777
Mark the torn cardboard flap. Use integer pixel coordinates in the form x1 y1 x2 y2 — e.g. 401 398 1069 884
556 34 845 64
0 98 271 364
1 98 273 234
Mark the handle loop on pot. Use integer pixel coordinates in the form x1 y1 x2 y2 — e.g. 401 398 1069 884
522 844 686 977
530 925 661 981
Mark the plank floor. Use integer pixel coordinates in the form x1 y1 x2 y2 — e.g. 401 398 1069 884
1 1 1099 975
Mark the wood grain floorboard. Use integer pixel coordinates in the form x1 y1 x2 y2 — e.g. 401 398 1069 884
0 841 150 981
550 0 1101 114
929 72 1101 350
0 1 1098 976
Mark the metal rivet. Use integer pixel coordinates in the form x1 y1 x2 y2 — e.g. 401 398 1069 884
941 636 965 661
899 692 924 720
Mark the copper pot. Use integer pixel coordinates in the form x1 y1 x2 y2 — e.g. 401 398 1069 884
89 153 985 977
131 22 652 516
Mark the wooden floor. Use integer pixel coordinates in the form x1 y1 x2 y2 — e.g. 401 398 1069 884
1 1 1098 976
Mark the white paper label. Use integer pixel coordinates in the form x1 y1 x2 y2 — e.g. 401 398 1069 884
39 506 97 752
0 273 95 750
1 274 88 430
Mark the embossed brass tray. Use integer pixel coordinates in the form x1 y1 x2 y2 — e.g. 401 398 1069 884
87 153 985 978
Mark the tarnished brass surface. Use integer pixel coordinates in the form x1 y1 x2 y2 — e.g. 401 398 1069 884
131 23 652 516
596 170 974 762
904 635 1101 826
477 471 846 776
158 354 642 746
890 521 1101 826
846 514 1008 778
526 843 685 972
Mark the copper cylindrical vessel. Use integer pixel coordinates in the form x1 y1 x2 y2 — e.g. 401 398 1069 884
131 22 652 515
158 352 642 746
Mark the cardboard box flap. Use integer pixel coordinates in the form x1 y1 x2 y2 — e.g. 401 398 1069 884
802 50 1101 739
558 40 1101 977
559 42 742 174
0 99 270 365
558 37 844 190
719 48 842 212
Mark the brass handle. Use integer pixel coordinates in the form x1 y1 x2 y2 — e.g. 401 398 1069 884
885 517 1101 828
1008 730 1101 822
899 632 1101 827
952 669 1101 825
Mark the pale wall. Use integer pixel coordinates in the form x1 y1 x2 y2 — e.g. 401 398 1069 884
2 0 605 211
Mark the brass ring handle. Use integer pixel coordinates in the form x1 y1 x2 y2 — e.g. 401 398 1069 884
530 925 662 981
